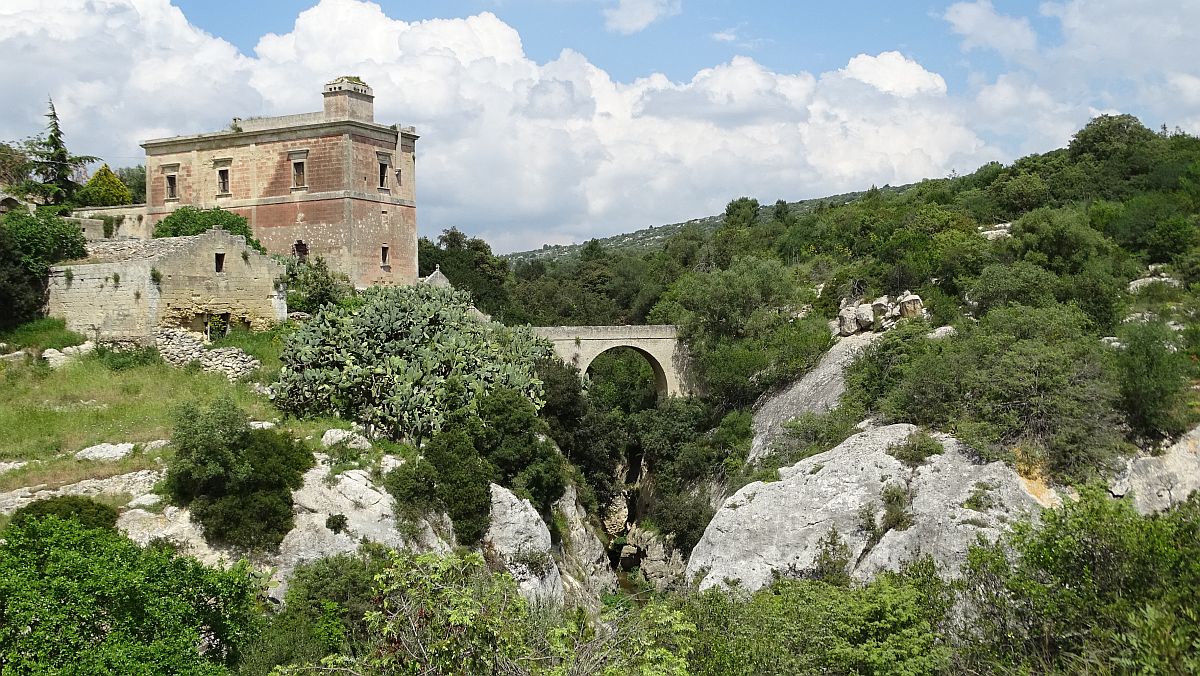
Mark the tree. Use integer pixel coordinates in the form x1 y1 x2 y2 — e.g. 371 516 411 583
0 226 45 330
74 163 132 207
7 495 118 532
153 206 264 252
282 256 353 314
0 140 33 189
165 395 313 550
22 99 97 205
115 165 146 203
0 517 259 673
1115 320 1194 439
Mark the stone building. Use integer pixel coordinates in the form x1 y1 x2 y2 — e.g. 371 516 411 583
46 229 286 343
82 76 419 288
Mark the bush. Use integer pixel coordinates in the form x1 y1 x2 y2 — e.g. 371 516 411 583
74 163 132 207
0 518 259 673
888 430 944 467
153 206 264 252
8 495 118 532
1115 320 1195 440
383 459 440 517
275 284 550 443
422 424 492 545
165 395 312 550
282 256 353 314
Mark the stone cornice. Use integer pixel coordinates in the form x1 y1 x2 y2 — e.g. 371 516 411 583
142 120 419 154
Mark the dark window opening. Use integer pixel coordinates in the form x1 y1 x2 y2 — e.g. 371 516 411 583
293 240 309 262
381 245 389 266
378 163 388 188
217 168 230 194
166 174 177 199
214 252 225 272
396 168 401 186
292 161 306 188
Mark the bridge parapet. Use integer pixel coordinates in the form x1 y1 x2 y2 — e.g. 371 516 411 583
532 325 679 341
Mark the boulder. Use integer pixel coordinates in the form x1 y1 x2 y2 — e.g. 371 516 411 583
1110 426 1200 514
74 442 136 461
0 349 28 363
689 424 1051 592
626 524 685 591
0 461 27 476
321 428 371 450
837 307 860 337
749 332 882 463
2 469 162 515
249 421 276 430
854 304 875 330
484 484 564 604
127 493 162 509
142 439 170 452
1128 276 1182 294
42 348 69 369
927 326 957 340
898 292 923 319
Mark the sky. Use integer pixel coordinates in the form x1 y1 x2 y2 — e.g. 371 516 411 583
1 0 1198 252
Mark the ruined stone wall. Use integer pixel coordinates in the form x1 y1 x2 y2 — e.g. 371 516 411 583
46 230 286 343
73 205 152 239
46 260 159 342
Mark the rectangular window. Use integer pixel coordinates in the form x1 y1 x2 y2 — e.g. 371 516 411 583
166 174 177 199
292 161 306 188
214 252 225 273
396 168 401 186
378 162 388 189
380 245 389 266
217 168 230 194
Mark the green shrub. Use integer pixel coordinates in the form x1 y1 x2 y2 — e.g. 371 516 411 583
0 518 258 673
1115 320 1194 439
74 163 132 207
165 395 313 550
153 206 264 252
282 256 353 314
325 514 348 534
8 495 118 532
383 459 440 516
423 425 492 545
888 430 944 468
92 344 163 371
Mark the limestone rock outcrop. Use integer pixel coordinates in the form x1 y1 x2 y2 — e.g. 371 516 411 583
74 442 135 461
837 293 925 337
553 485 618 613
321 428 372 450
749 332 881 463
1110 426 1200 514
0 469 163 515
42 341 95 369
484 483 564 604
689 424 1051 592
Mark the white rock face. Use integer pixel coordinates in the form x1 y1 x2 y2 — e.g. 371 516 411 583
142 439 170 452
854 304 875 330
1128 276 1183 293
74 442 136 461
484 483 564 604
249 421 276 430
127 493 162 509
689 424 1051 592
749 332 882 463
1 469 162 515
927 326 957 340
0 461 27 476
321 428 372 450
554 485 617 612
1110 426 1200 514
119 505 227 567
837 307 860 337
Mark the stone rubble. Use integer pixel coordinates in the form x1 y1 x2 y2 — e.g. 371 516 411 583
837 292 926 337
42 341 96 369
155 328 260 381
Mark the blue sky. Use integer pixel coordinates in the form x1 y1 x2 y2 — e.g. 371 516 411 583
1 1 1197 251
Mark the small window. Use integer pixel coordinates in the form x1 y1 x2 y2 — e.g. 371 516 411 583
378 163 388 189
217 168 230 194
380 245 389 266
293 239 308 262
292 161 306 188
214 252 225 273
166 174 177 199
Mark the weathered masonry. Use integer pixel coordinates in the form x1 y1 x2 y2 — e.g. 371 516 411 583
46 229 286 343
125 76 418 288
532 325 692 398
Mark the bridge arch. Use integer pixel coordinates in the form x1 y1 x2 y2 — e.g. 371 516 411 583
531 325 689 398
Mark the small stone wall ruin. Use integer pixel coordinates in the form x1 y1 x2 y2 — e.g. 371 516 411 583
155 328 260 381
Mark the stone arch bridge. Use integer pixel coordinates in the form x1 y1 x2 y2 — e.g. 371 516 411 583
531 325 691 398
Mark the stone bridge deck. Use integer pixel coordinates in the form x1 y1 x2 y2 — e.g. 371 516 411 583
531 325 689 397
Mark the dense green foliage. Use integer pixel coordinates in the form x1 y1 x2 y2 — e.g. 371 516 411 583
0 209 86 329
0 518 258 674
418 227 511 317
280 255 353 314
74 163 132 207
0 316 85 350
165 396 313 550
275 284 550 443
115 165 146 203
7 495 118 531
153 206 265 252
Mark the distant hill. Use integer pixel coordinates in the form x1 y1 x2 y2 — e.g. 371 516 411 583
502 186 911 264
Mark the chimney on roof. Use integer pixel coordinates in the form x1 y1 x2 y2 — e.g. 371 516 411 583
323 76 374 122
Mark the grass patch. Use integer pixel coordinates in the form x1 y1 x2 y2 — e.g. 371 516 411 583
0 354 274 464
888 430 944 468
0 318 85 352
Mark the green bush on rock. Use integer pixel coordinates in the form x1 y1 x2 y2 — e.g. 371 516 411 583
274 284 550 443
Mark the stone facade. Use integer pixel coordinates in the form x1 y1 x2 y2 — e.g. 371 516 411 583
46 229 286 343
531 325 691 397
91 76 419 288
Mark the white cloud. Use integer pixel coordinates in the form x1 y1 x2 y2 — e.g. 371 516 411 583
0 0 1006 252
710 29 737 43
603 0 681 35
840 52 947 98
944 1 1037 59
